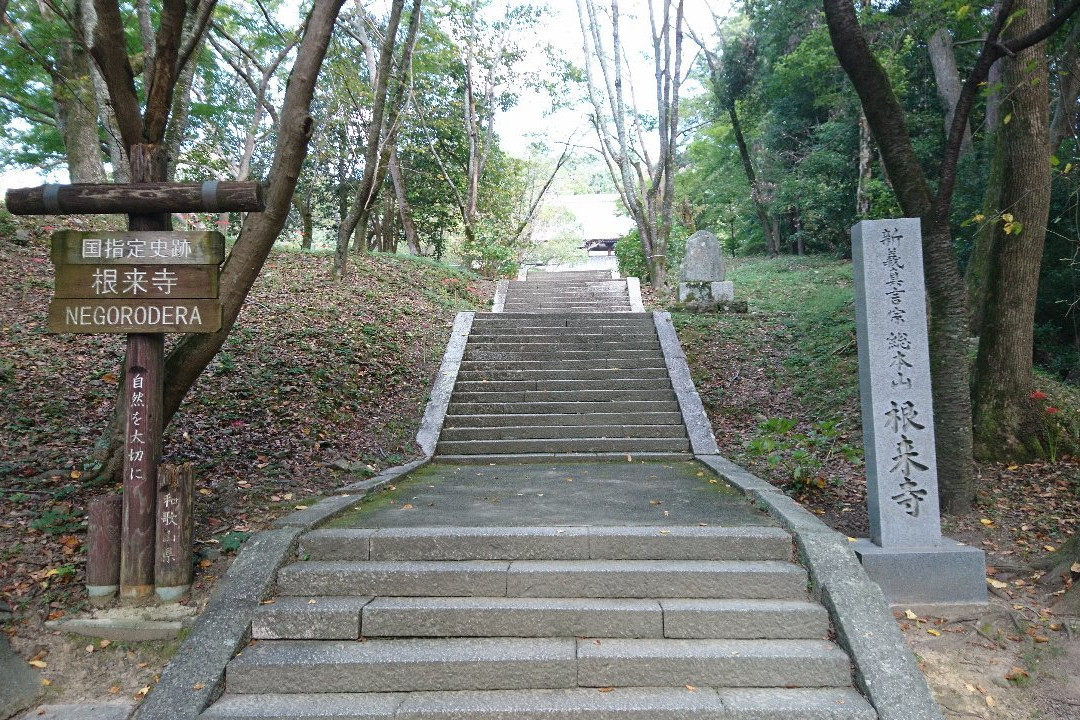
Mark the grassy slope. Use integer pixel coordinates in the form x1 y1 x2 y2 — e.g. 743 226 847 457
1 218 490 622
674 256 869 535
674 255 1080 549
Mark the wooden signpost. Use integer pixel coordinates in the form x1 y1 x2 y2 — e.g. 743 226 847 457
5 159 263 602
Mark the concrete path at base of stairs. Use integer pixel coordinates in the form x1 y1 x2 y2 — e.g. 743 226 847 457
326 460 773 529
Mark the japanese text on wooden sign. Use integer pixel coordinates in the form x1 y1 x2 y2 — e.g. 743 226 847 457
48 231 224 334
852 218 942 549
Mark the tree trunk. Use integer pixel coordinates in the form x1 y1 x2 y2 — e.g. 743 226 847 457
93 0 347 481
965 127 1004 335
1049 21 1080 153
856 111 872 219
927 27 973 156
389 147 420 254
970 0 1051 462
823 0 975 513
728 104 777 256
54 4 107 183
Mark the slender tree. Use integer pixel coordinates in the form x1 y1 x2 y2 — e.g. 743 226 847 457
89 0 348 481
576 0 685 286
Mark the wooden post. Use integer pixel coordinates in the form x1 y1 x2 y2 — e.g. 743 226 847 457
3 161 261 604
119 144 169 601
86 495 122 607
155 464 194 602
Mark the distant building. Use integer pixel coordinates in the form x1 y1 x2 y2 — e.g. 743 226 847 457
538 193 635 257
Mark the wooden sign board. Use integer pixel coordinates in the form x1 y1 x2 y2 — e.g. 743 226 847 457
48 299 223 334
53 265 219 299
51 230 226 266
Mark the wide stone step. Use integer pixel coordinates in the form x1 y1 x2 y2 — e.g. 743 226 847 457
435 438 692 455
468 326 655 337
440 424 686 440
453 379 671 392
504 290 629 297
464 349 663 362
202 687 877 719
471 319 654 330
225 638 578 694
441 412 684 428
500 309 634 315
457 359 668 371
447 400 682 415
464 338 656 349
299 526 792 562
301 526 792 562
476 311 648 319
277 560 807 599
455 369 670 382
448 389 675 404
577 638 852 689
435 452 690 464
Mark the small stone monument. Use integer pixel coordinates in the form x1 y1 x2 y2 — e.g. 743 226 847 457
850 218 986 605
678 231 734 306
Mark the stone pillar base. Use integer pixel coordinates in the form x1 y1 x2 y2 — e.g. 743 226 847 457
678 280 734 303
853 537 987 606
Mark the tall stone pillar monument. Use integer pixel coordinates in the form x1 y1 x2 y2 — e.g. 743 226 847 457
851 218 986 605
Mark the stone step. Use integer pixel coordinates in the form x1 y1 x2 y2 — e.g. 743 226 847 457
474 316 648 324
441 412 684 428
435 438 692 455
224 637 850 695
202 687 877 719
505 560 807 599
660 599 829 639
453 379 671 392
457 359 668 371
440 424 686 440
466 345 661 355
435 452 691 464
299 526 790 563
577 638 852 689
447 400 682 415
503 294 630 302
477 310 647 317
505 289 630 293
464 350 666 362
448 389 676 404
455 369 670 382
468 326 656 336
225 638 578 694
502 303 631 309
362 597 662 638
252 596 372 640
500 304 632 310
466 341 661 351
277 560 807 599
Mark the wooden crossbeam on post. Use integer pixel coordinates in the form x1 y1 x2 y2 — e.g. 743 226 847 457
4 157 263 604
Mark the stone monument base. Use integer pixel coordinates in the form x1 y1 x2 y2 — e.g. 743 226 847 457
678 280 733 303
853 538 987 606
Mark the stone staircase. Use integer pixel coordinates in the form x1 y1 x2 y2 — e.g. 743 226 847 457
504 270 631 312
437 312 690 461
201 524 876 719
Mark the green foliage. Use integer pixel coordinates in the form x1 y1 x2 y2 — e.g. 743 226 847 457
31 506 83 535
614 224 690 283
218 531 251 553
747 416 861 493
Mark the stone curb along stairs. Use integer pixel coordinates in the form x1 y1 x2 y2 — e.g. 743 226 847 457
136 271 942 720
